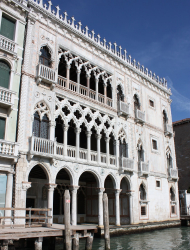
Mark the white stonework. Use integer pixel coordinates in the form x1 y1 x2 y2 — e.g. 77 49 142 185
12 0 179 227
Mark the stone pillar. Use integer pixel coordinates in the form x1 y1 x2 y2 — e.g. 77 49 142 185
98 188 105 227
104 83 107 105
106 136 110 166
96 134 102 164
75 128 81 160
128 192 134 224
46 184 57 225
66 64 70 89
71 186 79 225
64 125 69 157
95 77 99 101
115 189 121 226
49 121 56 141
86 131 92 162
77 69 80 93
116 140 120 169
4 173 13 224
34 237 43 250
87 75 90 96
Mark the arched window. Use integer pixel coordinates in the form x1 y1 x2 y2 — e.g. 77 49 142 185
134 94 140 110
119 139 128 158
167 153 173 169
0 60 10 89
170 187 175 201
163 110 168 130
33 112 49 139
138 144 144 162
117 85 124 102
139 184 146 200
39 46 51 67
107 80 112 99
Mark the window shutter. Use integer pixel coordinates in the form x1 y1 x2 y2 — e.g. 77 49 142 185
0 15 15 40
0 61 10 89
0 118 6 139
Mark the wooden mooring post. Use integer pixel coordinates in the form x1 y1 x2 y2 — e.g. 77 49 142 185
103 193 110 250
64 190 71 250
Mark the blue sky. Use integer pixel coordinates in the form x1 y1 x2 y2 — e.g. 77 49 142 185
50 0 190 122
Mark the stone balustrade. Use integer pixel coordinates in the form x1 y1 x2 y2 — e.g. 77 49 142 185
138 161 149 175
29 0 169 90
164 124 173 136
135 109 145 123
118 101 130 117
0 87 16 109
0 139 19 161
29 136 116 166
119 157 134 173
0 35 17 54
37 64 57 87
169 168 178 180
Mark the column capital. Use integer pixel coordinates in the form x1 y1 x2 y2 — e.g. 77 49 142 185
126 191 135 197
70 185 80 193
115 189 122 194
22 182 31 191
105 136 110 143
96 134 102 140
75 128 81 134
46 183 57 191
86 131 92 137
98 188 105 194
64 125 69 131
49 121 56 127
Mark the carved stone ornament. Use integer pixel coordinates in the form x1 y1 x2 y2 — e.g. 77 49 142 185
22 182 31 191
53 160 58 168
35 91 40 98
74 165 79 173
100 168 105 176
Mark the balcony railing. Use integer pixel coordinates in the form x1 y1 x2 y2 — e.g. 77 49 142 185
0 35 17 54
89 89 96 100
169 168 178 180
69 80 77 92
135 109 145 123
119 157 134 172
79 85 88 96
98 93 105 104
138 161 149 175
57 75 66 88
37 64 57 86
90 150 97 162
164 124 173 136
110 155 116 165
100 153 107 164
0 139 19 162
118 101 130 117
0 87 16 109
107 97 113 107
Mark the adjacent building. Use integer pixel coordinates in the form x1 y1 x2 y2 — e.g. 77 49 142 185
0 0 179 228
0 0 29 220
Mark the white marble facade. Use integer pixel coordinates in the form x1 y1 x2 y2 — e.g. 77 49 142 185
14 0 179 227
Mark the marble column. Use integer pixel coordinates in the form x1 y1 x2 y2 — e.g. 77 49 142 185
115 189 121 226
46 184 57 224
75 128 81 160
77 69 80 93
86 131 92 162
95 77 99 101
87 75 90 96
98 188 105 227
66 64 70 89
128 192 134 224
49 121 56 141
64 125 69 157
106 136 110 166
116 139 120 169
96 134 102 164
71 186 79 225
104 83 107 105
4 173 13 224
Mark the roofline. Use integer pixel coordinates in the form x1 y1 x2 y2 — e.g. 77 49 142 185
173 118 190 126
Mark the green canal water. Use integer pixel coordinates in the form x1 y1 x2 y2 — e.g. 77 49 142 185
23 227 190 250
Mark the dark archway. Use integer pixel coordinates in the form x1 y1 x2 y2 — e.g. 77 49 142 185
53 169 71 223
55 116 63 144
117 85 124 102
78 171 99 224
70 61 77 82
90 71 96 91
120 178 130 224
80 66 87 86
107 81 112 99
98 76 104 95
58 55 67 78
39 46 51 67
27 165 48 209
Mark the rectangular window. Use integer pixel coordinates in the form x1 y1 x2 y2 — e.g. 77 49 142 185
141 206 146 216
152 139 158 150
0 117 6 139
0 15 15 40
156 180 161 188
149 99 154 107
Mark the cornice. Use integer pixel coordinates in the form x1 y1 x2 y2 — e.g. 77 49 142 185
27 0 171 96
5 0 30 13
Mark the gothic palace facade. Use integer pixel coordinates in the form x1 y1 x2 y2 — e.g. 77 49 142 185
0 0 179 227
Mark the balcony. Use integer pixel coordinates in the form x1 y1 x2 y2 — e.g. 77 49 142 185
0 35 17 55
168 168 178 181
164 124 173 137
0 139 19 163
135 109 145 124
57 75 113 108
118 101 130 118
119 157 134 173
138 161 149 176
0 87 16 110
29 136 116 167
37 64 57 88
